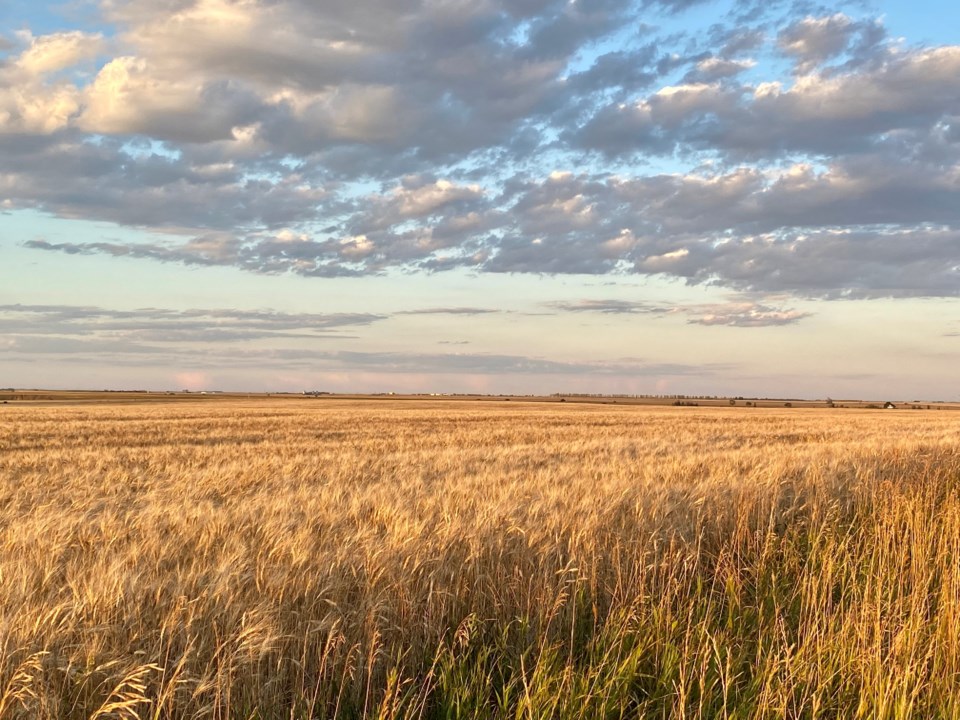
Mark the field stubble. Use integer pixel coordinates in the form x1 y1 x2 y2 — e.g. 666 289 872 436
2 401 960 718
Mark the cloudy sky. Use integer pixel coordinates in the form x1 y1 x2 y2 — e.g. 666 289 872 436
1 0 958 398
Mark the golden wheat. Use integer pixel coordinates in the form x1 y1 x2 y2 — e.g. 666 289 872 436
1 400 959 718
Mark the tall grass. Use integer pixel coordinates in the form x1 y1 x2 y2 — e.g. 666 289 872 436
2 401 960 718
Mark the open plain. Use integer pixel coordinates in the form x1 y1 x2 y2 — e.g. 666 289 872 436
2 398 960 718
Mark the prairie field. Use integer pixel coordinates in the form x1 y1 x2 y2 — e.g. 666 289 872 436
2 400 960 719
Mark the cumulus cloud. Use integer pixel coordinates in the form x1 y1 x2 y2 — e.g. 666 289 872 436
0 30 105 135
2 1 959 301
78 56 263 142
13 30 106 75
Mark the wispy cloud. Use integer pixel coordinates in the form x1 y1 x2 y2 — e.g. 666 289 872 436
262 350 727 377
0 304 385 345
546 296 812 327
545 299 667 314
396 307 501 316
0 303 729 378
682 302 811 327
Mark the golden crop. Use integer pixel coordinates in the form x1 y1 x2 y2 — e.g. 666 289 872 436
2 400 959 718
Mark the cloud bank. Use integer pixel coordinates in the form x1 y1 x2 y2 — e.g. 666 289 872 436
3 0 959 299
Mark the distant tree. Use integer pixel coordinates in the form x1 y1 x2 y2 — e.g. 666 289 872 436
729 399 736 406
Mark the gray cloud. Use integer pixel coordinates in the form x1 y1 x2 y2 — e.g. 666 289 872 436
0 304 385 345
396 307 501 315
546 299 666 314
777 13 885 74
717 27 766 57
682 57 756 83
547 296 813 326
642 0 712 13
565 46 660 96
266 349 723 376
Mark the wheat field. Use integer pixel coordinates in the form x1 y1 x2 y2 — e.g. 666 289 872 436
2 400 960 718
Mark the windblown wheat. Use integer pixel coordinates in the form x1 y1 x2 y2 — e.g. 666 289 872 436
2 400 959 718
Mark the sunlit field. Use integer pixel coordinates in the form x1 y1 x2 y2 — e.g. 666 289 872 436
2 400 960 719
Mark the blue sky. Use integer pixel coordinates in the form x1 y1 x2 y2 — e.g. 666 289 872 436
1 0 958 398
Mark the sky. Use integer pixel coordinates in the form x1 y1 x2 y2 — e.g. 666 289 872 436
1 0 958 399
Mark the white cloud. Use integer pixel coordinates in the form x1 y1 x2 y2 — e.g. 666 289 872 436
0 31 104 134
14 31 106 76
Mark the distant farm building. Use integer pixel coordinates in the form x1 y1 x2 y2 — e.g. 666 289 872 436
884 402 896 409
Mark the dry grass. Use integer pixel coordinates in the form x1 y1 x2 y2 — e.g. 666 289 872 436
2 400 960 718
